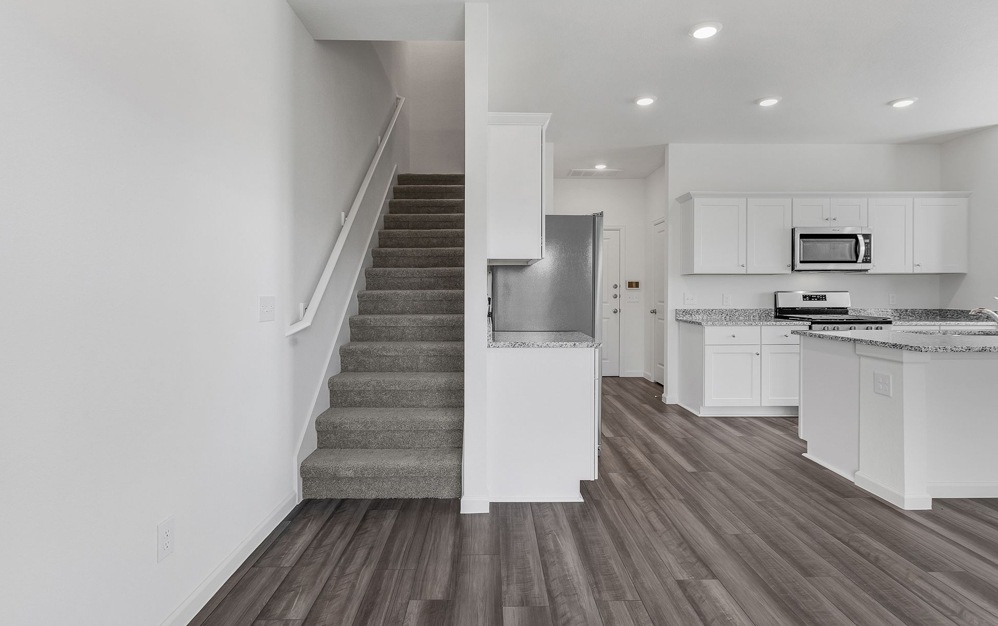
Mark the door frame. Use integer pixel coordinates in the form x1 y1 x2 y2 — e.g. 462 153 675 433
602 225 624 377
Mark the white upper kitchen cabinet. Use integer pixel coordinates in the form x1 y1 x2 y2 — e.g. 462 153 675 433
792 197 830 227
487 113 550 264
746 198 792 274
829 197 868 226
681 196 747 274
792 197 868 226
867 197 913 274
913 197 969 273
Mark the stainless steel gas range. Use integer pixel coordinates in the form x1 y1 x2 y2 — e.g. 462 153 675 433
774 291 892 331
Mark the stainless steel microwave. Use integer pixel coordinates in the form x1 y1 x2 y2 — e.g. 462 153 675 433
793 227 872 271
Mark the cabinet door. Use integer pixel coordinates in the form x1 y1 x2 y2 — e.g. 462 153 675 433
692 198 746 273
487 124 543 262
746 198 792 274
792 198 829 226
704 345 760 406
761 345 800 406
830 197 868 227
867 198 913 273
913 198 969 273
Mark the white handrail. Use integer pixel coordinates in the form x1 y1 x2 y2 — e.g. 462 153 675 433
286 96 405 337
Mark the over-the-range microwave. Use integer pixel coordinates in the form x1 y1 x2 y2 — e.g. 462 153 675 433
792 227 872 272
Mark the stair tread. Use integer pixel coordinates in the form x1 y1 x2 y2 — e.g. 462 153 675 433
380 229 465 235
350 314 464 326
358 290 463 300
301 448 462 478
317 406 464 431
373 247 464 254
329 371 464 390
341 341 464 355
398 174 465 185
366 268 464 276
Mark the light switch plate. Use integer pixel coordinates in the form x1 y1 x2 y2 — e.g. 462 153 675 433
874 371 893 397
889 293 897 306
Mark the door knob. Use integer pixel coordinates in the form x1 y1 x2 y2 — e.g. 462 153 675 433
613 284 618 289
612 308 619 314
612 294 618 299
650 309 657 314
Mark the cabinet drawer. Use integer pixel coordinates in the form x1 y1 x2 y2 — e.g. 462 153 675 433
761 325 808 345
704 326 761 345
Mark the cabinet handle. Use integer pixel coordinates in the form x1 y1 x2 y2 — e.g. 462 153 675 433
739 264 745 267
731 334 737 338
755 352 761 356
832 217 838 221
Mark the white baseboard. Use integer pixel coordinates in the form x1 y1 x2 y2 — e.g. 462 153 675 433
621 370 644 378
460 496 490 514
928 482 998 499
854 472 931 510
664 394 678 404
678 402 798 417
802 452 855 482
488 494 584 503
161 493 297 626
642 371 653 381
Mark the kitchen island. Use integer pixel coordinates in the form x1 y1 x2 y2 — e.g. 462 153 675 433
797 328 998 510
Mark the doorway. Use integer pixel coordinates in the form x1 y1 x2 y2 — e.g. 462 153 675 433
601 227 622 376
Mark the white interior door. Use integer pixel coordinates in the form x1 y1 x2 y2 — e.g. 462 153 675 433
652 220 666 384
602 229 621 376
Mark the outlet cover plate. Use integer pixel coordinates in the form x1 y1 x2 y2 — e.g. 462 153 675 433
259 296 276 322
874 371 893 397
158 516 175 562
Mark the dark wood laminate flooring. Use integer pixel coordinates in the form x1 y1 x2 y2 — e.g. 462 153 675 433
192 377 998 626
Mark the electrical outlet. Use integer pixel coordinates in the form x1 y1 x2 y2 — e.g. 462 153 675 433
722 293 731 307
157 516 175 562
889 293 897 306
259 296 276 322
684 292 696 306
874 371 893 397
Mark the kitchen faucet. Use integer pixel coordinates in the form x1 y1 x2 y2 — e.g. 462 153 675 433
970 297 998 325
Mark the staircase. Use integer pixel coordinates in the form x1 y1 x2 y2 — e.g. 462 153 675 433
301 174 465 499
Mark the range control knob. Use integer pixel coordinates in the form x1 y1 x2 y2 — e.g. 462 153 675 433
849 326 857 330
875 325 883 330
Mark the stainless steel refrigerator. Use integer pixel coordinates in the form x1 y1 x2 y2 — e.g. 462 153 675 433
491 213 604 340
490 213 604 455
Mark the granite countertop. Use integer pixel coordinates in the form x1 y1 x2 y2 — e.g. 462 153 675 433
794 329 998 353
676 308 996 327
486 319 600 348
674 309 804 326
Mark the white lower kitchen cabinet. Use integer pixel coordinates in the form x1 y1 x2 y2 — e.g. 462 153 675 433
704 345 761 406
679 323 807 416
486 346 598 502
761 345 801 406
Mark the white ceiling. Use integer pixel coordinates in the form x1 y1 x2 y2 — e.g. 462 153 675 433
288 0 998 178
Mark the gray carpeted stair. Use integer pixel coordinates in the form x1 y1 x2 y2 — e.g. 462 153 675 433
301 173 464 499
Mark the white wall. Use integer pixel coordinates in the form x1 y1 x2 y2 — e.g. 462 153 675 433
663 143 944 400
0 2 399 624
940 126 998 309
405 42 465 174
554 179 647 377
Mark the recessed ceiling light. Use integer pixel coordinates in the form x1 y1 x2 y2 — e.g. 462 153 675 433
757 97 781 107
594 163 608 170
689 22 722 39
889 97 918 108
635 97 656 106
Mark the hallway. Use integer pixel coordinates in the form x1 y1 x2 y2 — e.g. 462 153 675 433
192 377 998 625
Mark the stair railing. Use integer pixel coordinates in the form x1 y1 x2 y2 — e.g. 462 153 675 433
286 96 405 337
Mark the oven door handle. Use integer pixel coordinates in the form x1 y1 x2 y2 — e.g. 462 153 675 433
856 234 866 264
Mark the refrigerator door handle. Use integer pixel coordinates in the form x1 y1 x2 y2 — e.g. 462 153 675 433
592 213 604 345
